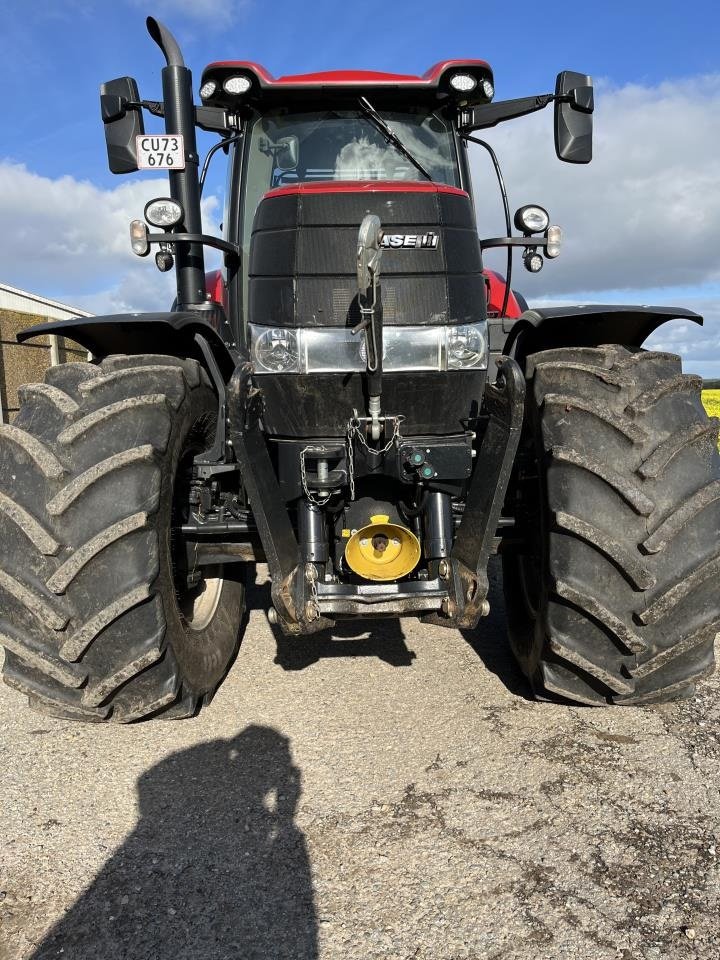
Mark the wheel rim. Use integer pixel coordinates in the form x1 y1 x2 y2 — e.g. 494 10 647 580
171 414 223 633
180 569 223 631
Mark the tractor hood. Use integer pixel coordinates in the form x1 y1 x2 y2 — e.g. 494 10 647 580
248 180 486 329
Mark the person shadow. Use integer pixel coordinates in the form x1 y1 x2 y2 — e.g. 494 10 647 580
29 726 318 960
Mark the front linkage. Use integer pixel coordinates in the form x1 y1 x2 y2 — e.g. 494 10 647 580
229 357 524 635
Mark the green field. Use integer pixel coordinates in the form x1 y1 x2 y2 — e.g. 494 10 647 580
703 390 720 448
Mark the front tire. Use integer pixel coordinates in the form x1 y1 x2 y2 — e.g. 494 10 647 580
503 345 720 705
0 354 245 722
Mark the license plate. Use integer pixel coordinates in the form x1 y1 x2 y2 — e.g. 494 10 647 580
136 134 185 170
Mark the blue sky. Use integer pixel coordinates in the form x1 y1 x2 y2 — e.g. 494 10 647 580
1 0 719 374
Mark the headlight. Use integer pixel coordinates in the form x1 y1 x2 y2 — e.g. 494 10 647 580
446 324 487 369
449 73 477 93
514 204 550 235
252 328 300 372
144 198 183 228
223 75 252 95
249 322 488 374
199 80 217 99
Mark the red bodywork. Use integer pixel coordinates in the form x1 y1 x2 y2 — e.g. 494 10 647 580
205 268 227 312
202 60 491 88
483 269 523 318
264 180 469 199
199 60 493 107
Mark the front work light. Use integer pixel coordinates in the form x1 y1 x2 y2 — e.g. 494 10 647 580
144 198 184 229
199 80 217 99
223 75 252 95
546 225 563 258
449 73 477 93
524 251 544 273
481 79 494 101
514 205 550 235
130 219 150 257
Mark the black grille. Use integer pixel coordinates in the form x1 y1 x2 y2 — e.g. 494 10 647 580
248 185 486 329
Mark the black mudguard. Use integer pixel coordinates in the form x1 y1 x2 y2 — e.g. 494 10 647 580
16 311 238 380
491 304 703 370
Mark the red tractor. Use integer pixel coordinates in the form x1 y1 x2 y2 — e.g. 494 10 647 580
1 17 717 721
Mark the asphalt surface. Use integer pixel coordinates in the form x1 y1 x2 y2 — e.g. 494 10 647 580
1 560 719 960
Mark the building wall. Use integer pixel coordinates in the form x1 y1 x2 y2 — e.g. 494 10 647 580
0 308 87 420
0 288 91 422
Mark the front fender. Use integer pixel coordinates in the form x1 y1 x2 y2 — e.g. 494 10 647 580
17 310 238 380
501 304 703 367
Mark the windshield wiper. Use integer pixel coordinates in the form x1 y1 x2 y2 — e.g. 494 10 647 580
357 97 433 182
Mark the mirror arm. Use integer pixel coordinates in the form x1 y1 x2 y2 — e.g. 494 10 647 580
459 93 555 131
480 236 550 250
107 99 236 134
146 232 241 258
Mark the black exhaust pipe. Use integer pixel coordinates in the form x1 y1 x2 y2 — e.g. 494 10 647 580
146 17 206 310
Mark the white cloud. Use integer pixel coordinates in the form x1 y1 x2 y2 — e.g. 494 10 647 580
0 161 220 313
470 75 720 377
471 75 720 297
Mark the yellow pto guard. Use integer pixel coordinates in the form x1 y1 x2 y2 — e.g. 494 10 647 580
344 514 421 582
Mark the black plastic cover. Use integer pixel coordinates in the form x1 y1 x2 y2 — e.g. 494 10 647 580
258 369 485 437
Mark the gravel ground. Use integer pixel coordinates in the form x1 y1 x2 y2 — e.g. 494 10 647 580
1 560 719 960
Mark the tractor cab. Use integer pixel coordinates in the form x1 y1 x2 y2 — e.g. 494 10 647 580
198 61 494 339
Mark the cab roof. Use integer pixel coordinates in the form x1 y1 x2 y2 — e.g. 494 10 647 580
199 60 493 108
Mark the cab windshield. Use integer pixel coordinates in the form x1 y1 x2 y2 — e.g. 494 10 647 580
240 105 459 250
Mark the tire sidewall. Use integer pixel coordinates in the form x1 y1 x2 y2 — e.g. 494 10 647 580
156 382 245 694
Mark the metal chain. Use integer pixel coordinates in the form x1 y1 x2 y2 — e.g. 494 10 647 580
299 446 332 507
304 417 404 507
345 414 404 502
346 421 356 501
310 570 320 620
349 414 404 455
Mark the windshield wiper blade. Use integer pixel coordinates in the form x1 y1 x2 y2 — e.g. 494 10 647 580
357 97 433 182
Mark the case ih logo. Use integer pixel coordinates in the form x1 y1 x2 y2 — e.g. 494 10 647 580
381 232 439 250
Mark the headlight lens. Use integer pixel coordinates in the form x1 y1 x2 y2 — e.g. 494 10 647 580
199 80 217 99
144 197 183 228
449 73 477 93
249 322 488 374
514 204 550 235
446 324 487 369
252 327 300 372
223 75 252 95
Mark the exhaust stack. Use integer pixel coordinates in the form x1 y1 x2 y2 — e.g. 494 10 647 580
146 17 206 309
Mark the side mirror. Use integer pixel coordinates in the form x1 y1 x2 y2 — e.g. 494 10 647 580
554 71 593 164
275 136 299 171
100 77 144 174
